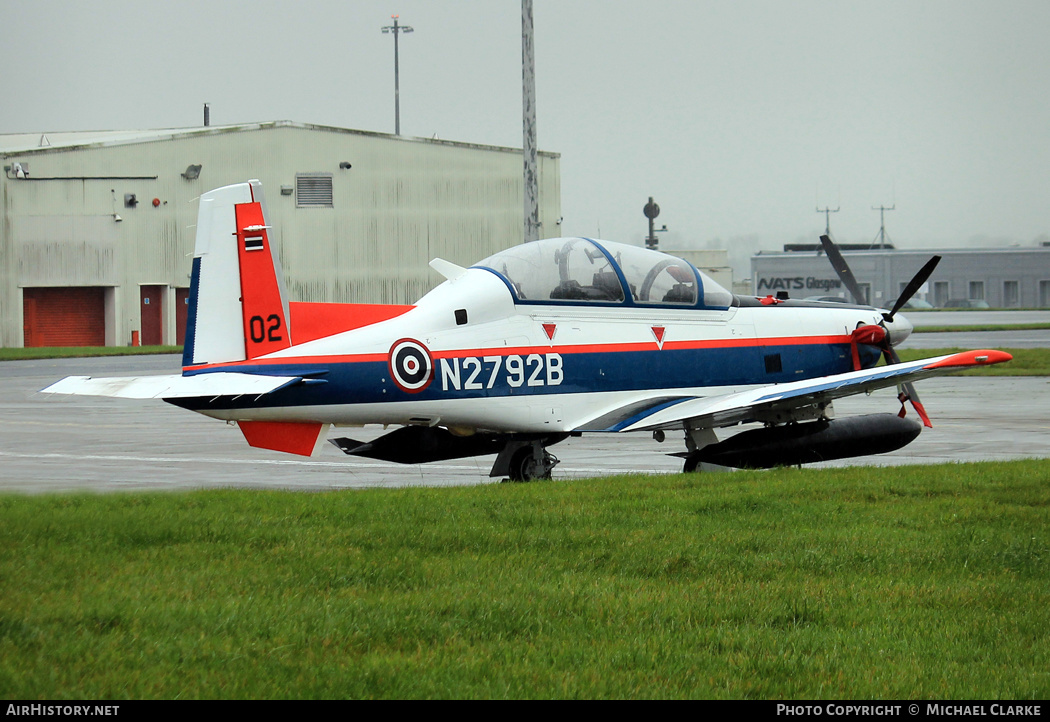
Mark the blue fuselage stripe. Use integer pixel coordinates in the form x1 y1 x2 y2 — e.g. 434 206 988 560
174 341 875 412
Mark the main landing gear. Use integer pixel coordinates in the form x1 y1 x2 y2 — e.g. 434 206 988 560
492 438 562 482
508 443 559 482
682 453 703 473
680 427 718 474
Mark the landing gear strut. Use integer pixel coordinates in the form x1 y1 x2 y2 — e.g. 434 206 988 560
682 453 702 473
489 435 567 482
681 427 718 473
507 443 559 482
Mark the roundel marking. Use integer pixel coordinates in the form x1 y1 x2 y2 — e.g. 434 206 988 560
388 338 434 393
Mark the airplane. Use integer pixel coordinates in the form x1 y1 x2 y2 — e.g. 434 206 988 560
43 180 1012 481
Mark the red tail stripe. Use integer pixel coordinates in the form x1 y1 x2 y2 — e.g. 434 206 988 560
289 302 413 344
235 202 290 359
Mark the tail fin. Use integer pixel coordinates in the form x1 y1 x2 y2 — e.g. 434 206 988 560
183 180 291 367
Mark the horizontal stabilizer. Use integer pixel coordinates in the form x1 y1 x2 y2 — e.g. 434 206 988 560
42 372 301 400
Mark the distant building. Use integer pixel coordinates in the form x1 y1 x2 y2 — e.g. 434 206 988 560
751 246 1050 308
1 121 561 347
661 248 733 295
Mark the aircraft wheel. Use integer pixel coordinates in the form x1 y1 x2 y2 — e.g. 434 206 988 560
508 445 555 482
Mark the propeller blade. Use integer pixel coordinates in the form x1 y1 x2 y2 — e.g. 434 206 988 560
819 235 868 305
884 255 941 321
884 345 932 428
823 232 935 427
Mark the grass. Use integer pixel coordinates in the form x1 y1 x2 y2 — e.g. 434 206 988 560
913 323 1050 333
0 346 181 361
1 460 1048 699
908 308 1050 313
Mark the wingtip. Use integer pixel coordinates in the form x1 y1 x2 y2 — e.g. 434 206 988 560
923 350 1013 369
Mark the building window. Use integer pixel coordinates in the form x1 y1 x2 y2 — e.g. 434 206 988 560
968 281 985 301
1003 280 1020 308
857 283 871 305
295 173 333 208
933 281 950 308
1040 280 1050 308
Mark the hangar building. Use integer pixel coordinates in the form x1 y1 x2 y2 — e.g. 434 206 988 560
752 245 1050 308
0 121 561 347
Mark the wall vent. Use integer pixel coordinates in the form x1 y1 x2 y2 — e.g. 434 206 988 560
295 173 333 208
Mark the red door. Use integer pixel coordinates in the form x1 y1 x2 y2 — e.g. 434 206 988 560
175 288 190 346
22 288 106 347
140 286 164 346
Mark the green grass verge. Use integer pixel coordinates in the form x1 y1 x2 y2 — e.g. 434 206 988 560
913 323 1050 333
0 346 181 361
895 348 1050 376
1 460 1048 699
907 308 1050 313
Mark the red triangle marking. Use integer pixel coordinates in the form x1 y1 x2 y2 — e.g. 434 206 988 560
542 323 557 340
651 326 665 347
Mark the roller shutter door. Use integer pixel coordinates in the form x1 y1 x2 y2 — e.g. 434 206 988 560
23 287 106 347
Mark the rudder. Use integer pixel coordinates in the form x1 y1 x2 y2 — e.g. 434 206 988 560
183 180 291 367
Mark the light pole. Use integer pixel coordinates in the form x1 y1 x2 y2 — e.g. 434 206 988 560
522 0 539 242
381 15 413 136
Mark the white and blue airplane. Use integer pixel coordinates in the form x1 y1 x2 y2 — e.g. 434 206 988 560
44 180 1011 480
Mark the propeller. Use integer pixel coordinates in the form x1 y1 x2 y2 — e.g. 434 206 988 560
819 235 941 321
820 234 938 427
819 235 868 305
883 254 941 322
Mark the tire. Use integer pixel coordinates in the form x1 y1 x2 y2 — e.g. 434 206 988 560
509 445 552 482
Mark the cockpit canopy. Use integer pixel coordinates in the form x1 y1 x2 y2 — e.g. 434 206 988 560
474 238 733 309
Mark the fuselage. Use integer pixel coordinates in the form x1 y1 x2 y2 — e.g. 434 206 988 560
40 186 1004 476
172 260 903 435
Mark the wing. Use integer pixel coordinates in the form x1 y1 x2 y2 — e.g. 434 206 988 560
576 349 1012 434
41 371 304 400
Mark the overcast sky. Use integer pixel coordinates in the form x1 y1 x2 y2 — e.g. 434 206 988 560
4 0 1049 274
